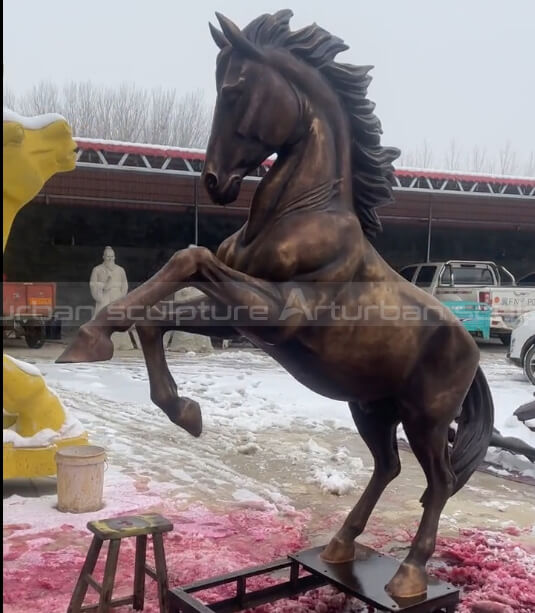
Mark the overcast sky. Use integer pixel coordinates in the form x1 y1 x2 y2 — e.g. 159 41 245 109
3 0 534 171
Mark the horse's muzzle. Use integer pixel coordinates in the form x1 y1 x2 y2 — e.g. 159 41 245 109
202 171 242 205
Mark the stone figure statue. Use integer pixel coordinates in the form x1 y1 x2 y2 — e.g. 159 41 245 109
90 247 132 350
90 246 128 315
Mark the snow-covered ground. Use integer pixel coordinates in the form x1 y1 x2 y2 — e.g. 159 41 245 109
35 344 535 475
4 342 534 529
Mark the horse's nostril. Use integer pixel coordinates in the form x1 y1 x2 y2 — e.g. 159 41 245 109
204 172 218 191
230 175 241 189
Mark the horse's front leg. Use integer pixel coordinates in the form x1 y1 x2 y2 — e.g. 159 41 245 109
57 246 286 363
135 297 241 437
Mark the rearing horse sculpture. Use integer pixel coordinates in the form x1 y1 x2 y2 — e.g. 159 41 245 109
58 10 494 599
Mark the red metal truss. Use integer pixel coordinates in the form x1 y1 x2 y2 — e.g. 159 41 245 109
75 138 535 198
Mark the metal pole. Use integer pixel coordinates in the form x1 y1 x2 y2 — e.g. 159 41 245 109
194 178 199 246
426 201 433 262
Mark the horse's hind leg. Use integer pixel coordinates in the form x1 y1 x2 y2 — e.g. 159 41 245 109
321 400 400 563
386 415 454 599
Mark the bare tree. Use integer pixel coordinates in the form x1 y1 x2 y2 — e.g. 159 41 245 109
17 81 60 116
523 151 535 177
171 89 213 148
484 157 496 175
61 81 98 137
444 139 462 171
3 85 17 109
498 140 517 175
107 83 148 142
142 88 177 145
397 149 415 167
397 142 434 169
92 86 114 140
405 140 434 168
467 146 487 173
6 80 213 148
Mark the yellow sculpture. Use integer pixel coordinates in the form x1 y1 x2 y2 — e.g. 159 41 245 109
3 111 77 249
3 109 88 479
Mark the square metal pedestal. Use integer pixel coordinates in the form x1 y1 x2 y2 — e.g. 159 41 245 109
168 544 459 613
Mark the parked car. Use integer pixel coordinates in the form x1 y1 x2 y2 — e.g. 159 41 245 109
508 311 535 385
398 260 535 344
517 272 535 287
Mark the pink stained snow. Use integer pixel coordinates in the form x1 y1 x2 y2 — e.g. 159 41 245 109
4 502 535 612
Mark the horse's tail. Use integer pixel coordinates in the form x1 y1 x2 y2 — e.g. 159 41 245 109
450 366 494 495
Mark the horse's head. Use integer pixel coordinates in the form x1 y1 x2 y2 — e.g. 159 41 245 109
202 12 304 205
202 11 400 239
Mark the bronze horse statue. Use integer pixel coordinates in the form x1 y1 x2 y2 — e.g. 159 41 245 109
58 10 494 599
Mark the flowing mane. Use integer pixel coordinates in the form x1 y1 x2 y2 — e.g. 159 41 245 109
237 10 400 238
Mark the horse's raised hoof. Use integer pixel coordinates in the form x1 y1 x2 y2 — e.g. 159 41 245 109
320 536 357 564
386 562 427 600
56 325 114 363
174 397 203 438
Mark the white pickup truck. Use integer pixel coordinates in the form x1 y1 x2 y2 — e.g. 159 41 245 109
398 260 535 343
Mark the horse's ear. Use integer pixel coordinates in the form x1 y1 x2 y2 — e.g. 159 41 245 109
209 22 229 50
215 12 264 61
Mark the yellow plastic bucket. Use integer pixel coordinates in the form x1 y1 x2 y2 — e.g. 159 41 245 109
55 445 106 513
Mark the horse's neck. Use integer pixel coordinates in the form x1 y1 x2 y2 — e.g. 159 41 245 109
242 115 352 245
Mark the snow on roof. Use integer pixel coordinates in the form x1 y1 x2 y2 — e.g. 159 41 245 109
75 136 278 164
76 136 208 158
75 137 535 186
3 107 67 130
394 165 535 186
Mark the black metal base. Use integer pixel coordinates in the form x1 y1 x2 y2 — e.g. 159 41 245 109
292 546 458 612
168 545 459 613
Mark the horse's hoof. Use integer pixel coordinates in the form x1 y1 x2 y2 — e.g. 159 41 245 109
56 326 114 363
386 562 427 599
175 397 203 438
320 536 357 564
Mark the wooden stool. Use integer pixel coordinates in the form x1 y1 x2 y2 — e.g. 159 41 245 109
68 513 173 613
